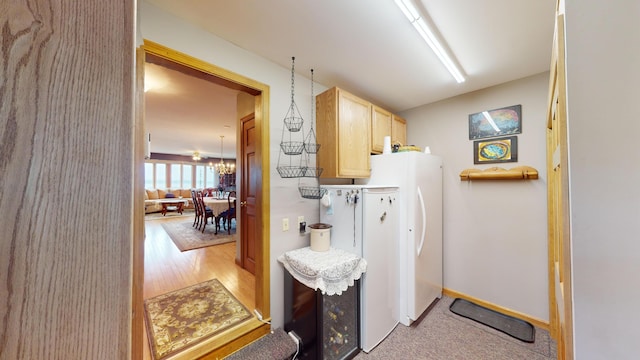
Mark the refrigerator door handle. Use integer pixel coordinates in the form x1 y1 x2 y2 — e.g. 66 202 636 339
417 186 427 257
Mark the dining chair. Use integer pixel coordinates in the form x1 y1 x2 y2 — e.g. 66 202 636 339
224 191 237 234
191 190 201 228
196 190 215 233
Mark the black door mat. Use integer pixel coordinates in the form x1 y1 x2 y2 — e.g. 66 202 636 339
449 298 535 343
225 328 298 360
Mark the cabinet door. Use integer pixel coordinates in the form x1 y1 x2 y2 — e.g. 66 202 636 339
371 105 392 154
338 90 371 177
392 115 407 147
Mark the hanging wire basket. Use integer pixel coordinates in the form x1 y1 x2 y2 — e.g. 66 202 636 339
277 166 305 178
280 141 305 155
283 106 304 132
282 56 304 132
303 166 324 178
298 186 327 200
304 128 320 154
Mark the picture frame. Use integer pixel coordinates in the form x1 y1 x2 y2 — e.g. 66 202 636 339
468 104 522 140
473 136 518 164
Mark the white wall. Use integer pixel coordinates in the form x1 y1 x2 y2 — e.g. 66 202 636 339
401 73 550 321
140 2 327 328
565 0 640 358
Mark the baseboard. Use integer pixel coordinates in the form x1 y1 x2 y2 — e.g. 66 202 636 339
442 288 550 331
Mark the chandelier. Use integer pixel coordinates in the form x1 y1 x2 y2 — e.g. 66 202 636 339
192 151 201 161
209 135 235 175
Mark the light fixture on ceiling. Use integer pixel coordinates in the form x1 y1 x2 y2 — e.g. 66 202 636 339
394 0 466 83
210 135 235 175
482 111 501 132
192 151 201 161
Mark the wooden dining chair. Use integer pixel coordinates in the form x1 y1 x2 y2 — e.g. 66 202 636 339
191 190 201 228
196 190 215 233
224 190 237 234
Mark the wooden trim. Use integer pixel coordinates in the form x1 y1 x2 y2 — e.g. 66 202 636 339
139 40 271 358
459 166 539 181
132 46 146 360
255 92 271 322
442 288 550 331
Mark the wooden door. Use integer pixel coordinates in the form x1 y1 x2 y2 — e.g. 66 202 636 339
241 113 257 274
337 89 371 177
546 9 573 359
371 105 392 154
392 115 407 147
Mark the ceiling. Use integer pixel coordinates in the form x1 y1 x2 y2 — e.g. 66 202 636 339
144 0 556 158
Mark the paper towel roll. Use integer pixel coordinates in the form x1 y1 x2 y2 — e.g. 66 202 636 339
383 136 392 154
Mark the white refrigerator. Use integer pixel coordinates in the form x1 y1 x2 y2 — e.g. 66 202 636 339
319 185 399 353
357 151 443 326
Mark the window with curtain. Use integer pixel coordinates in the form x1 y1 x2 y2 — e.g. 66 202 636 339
155 163 166 189
183 164 193 189
170 164 181 189
144 163 154 189
195 165 205 189
205 168 216 188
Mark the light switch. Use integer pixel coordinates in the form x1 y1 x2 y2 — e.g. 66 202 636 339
282 218 289 231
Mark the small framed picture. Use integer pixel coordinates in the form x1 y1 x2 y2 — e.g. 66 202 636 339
469 104 522 140
473 136 518 164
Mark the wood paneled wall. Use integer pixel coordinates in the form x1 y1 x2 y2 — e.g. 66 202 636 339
1 2 135 359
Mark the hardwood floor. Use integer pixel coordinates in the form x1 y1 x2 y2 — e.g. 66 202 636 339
142 213 255 360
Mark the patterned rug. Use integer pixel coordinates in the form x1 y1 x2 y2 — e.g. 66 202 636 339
145 210 194 221
161 219 236 251
144 279 252 360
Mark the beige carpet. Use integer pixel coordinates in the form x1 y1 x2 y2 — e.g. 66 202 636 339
144 279 252 360
161 218 236 252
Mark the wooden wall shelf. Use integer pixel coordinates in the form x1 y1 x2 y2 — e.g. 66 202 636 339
459 166 539 181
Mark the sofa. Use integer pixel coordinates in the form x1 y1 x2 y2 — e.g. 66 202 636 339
145 189 196 214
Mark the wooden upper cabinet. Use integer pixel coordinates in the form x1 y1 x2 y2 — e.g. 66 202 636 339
316 87 371 178
371 105 392 154
392 115 407 147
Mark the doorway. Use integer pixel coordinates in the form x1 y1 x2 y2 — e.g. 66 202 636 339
135 40 271 358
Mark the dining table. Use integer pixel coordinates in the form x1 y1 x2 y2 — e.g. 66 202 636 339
202 197 234 216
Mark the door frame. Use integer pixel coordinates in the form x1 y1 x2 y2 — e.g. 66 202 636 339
134 40 271 358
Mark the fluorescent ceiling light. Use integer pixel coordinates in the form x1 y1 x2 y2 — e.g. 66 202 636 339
394 0 466 83
482 111 501 132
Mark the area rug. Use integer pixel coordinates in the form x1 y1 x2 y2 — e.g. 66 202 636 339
225 328 297 360
161 219 236 251
449 298 535 343
145 210 194 221
144 279 252 360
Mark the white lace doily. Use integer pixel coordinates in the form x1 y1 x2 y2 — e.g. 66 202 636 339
278 247 367 296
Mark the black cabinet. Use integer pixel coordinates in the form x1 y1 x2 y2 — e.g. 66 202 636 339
284 272 360 360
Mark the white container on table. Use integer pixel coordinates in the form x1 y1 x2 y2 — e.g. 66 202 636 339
309 223 331 252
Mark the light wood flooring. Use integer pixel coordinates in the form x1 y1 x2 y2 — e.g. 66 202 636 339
142 213 255 360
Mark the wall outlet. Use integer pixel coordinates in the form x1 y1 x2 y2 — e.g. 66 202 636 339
282 218 289 231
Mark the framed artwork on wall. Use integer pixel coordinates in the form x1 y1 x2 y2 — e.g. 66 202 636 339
473 136 518 164
469 104 522 140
